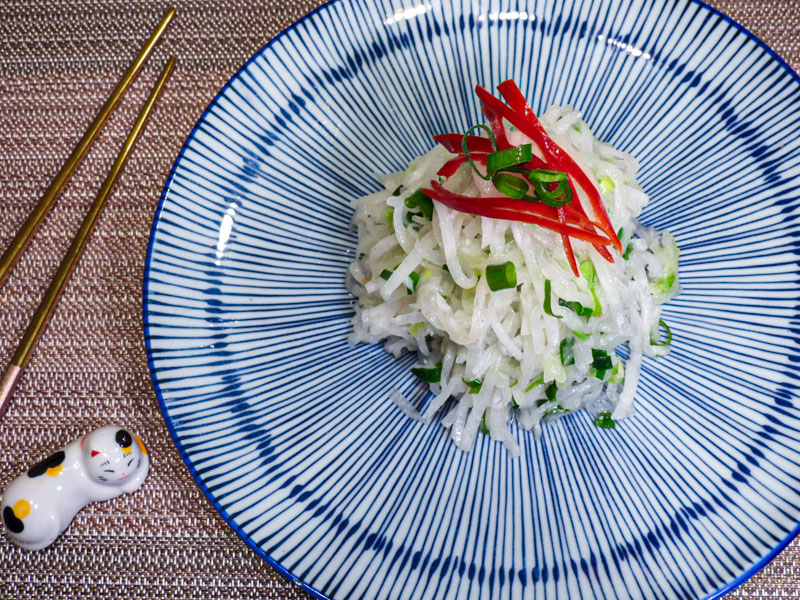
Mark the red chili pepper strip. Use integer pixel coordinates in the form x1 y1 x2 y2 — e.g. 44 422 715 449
428 179 579 223
557 206 579 276
477 83 622 253
424 182 612 246
520 157 550 170
520 160 613 264
437 153 488 178
433 134 494 154
481 105 512 150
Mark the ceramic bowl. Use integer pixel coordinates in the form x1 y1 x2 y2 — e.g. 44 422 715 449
143 1 800 598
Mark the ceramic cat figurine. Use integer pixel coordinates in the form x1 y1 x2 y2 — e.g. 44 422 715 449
1 425 150 550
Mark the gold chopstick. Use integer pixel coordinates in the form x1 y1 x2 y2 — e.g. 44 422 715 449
0 8 174 290
0 57 176 421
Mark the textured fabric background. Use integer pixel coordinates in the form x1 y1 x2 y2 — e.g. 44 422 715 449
0 1 797 598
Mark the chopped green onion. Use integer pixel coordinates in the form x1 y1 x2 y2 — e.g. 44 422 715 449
511 399 520 409
525 377 545 393
653 272 677 295
480 414 489 434
463 378 483 394
407 271 420 294
411 362 442 383
422 267 432 279
572 330 591 341
491 172 529 199
593 411 616 429
379 269 393 280
598 176 615 195
591 348 613 371
623 244 633 260
391 185 404 196
545 405 569 416
594 369 607 380
558 298 594 318
409 322 425 337
560 338 575 366
609 361 624 383
545 382 558 403
486 144 533 173
579 260 602 316
405 189 434 220
510 378 518 388
527 169 573 207
404 210 418 224
486 261 517 291
543 279 562 318
462 124 497 180
384 206 395 230
651 319 672 346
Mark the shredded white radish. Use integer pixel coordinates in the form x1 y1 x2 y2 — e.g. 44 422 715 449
348 105 679 454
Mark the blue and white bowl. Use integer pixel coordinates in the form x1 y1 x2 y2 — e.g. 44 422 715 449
143 1 800 598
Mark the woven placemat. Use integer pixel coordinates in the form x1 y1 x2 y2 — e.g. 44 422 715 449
0 1 797 598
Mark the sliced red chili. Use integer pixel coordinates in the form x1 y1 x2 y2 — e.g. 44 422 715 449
423 182 612 246
437 153 487 178
433 134 494 154
481 105 512 150
557 206 579 276
476 83 622 252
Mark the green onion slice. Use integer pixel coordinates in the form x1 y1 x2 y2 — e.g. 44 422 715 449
527 169 573 207
579 260 603 316
591 348 613 371
486 143 533 173
623 244 634 260
379 269 393 280
572 330 591 341
480 414 489 434
405 189 434 220
558 298 594 318
598 176 615 195
545 405 569 416
543 279 562 318
486 261 517 291
407 271 420 294
545 382 558 403
560 337 575 366
463 378 483 394
651 319 672 346
462 124 497 180
594 411 616 429
491 172 529 199
525 377 545 393
411 361 442 383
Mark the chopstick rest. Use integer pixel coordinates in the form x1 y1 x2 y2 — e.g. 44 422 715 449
0 425 150 550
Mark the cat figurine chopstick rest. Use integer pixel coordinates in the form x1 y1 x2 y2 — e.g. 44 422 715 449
1 425 150 550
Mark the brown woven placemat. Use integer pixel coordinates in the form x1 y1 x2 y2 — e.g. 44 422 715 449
0 1 797 598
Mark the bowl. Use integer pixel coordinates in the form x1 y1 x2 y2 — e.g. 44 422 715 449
143 1 800 598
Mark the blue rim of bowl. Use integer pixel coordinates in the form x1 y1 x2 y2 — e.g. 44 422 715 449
141 2 800 599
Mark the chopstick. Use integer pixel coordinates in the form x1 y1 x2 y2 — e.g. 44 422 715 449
0 8 174 290
0 57 176 421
